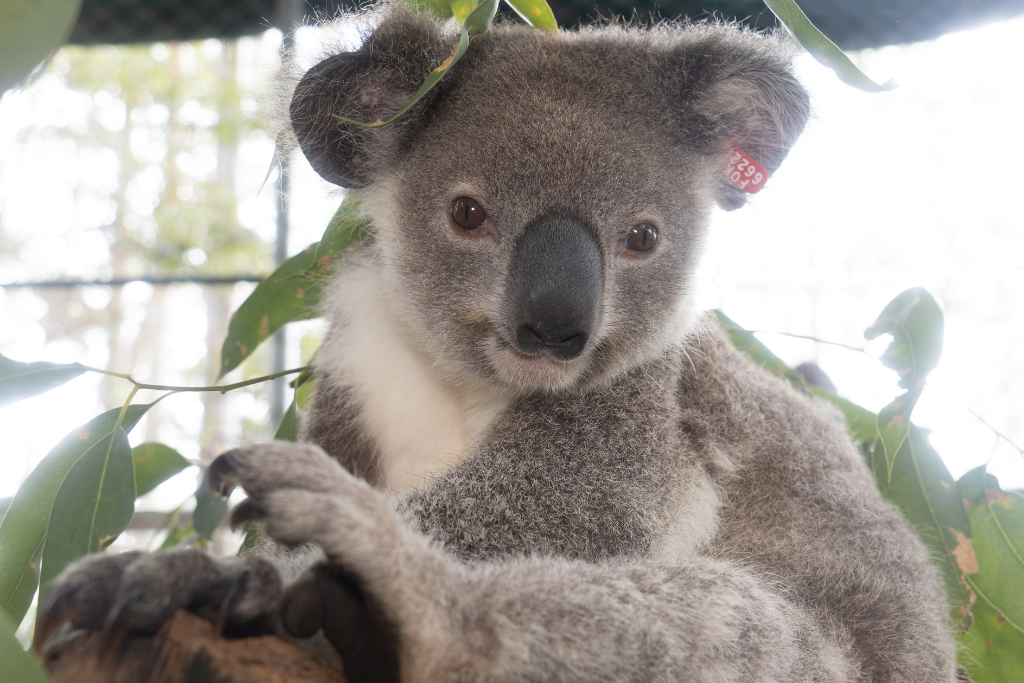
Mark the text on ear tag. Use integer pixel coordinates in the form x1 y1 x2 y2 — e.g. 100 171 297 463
726 144 769 194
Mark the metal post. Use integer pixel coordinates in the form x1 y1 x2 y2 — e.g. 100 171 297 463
269 0 304 432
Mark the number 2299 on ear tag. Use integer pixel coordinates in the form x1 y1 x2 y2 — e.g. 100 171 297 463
726 144 769 194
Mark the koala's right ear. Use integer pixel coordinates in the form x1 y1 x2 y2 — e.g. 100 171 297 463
672 29 811 210
289 9 450 188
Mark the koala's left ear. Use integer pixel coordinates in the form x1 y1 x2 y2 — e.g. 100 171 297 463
289 8 451 188
674 31 811 210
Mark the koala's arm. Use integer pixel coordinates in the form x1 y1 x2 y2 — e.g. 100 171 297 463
424 555 853 682
383 330 957 682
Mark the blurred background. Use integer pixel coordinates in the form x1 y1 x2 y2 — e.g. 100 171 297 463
1 0 1023 550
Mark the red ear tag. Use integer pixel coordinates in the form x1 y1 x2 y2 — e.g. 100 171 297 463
726 144 769 194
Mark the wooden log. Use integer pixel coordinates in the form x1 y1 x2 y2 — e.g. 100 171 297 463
45 610 346 683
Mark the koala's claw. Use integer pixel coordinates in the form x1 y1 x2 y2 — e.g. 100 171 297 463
207 452 240 496
229 497 269 531
37 548 284 656
36 550 143 651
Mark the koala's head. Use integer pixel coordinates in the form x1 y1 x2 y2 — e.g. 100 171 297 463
290 7 809 394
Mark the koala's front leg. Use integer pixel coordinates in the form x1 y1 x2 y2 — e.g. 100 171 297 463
205 444 864 683
205 442 469 683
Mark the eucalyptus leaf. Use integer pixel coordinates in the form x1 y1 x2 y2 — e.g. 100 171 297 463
959 467 1024 635
957 591 1024 682
0 402 158 625
336 0 498 128
237 522 263 556
159 523 195 550
864 288 944 481
274 374 317 441
274 399 299 441
0 612 48 683
871 427 976 630
218 200 371 378
132 443 192 497
712 310 806 390
762 0 896 93
35 427 136 633
0 0 82 93
0 354 87 409
503 0 558 31
193 472 228 541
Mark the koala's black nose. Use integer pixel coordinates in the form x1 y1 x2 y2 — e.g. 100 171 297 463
509 215 602 361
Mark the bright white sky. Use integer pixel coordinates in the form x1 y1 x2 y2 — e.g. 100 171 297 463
1 15 1022 514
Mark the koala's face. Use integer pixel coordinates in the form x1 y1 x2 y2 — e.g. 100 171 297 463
290 10 808 393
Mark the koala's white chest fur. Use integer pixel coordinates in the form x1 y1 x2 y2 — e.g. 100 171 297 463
316 253 512 492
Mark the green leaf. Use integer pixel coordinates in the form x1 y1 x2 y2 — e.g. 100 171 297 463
959 468 1024 635
132 443 192 497
193 472 228 541
957 596 1024 683
159 523 195 550
810 389 878 443
0 353 87 409
275 400 299 442
336 0 498 128
218 200 371 378
0 402 157 625
864 288 944 481
712 310 807 390
0 612 49 683
35 427 136 632
237 522 263 556
274 374 317 442
762 0 896 93
874 427 976 630
503 0 558 31
0 0 82 93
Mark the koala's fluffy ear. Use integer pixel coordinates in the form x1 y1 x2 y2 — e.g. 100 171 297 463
675 30 811 210
289 9 450 188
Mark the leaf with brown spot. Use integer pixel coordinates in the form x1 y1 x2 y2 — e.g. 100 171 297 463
958 595 1024 682
959 467 1024 636
864 288 943 482
218 199 371 378
951 528 981 575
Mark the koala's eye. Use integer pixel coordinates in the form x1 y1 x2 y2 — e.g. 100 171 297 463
625 223 658 252
452 197 486 230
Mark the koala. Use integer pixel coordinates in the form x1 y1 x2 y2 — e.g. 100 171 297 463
40 5 960 682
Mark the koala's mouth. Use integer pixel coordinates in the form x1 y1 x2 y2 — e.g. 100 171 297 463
488 335 591 391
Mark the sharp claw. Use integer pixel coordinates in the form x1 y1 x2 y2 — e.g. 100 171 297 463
208 451 241 497
97 589 145 668
34 587 83 653
213 570 247 634
229 498 268 532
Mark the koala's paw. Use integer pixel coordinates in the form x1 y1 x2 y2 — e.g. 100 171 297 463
209 442 456 682
37 547 282 652
209 442 417 575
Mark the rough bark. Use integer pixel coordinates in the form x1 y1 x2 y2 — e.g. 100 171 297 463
45 610 346 683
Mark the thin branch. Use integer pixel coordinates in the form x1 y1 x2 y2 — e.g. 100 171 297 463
745 329 868 354
79 365 313 395
964 404 1024 456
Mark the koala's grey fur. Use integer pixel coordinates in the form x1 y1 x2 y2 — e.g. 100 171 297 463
45 4 959 682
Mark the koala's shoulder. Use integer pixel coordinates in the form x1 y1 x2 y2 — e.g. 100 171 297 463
676 318 859 473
